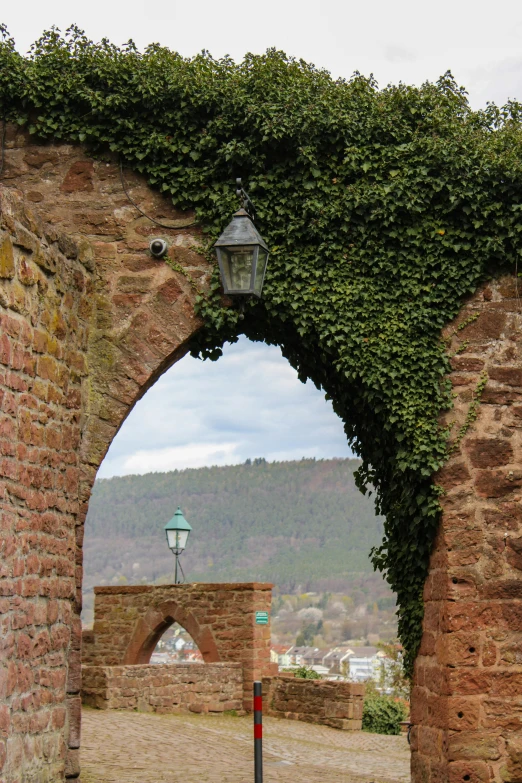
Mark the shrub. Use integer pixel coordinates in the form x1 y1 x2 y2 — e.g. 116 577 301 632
293 666 322 680
362 694 407 735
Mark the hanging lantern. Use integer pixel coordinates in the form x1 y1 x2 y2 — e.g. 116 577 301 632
214 181 269 298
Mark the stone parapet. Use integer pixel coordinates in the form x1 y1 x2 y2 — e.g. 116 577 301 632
262 676 365 730
82 663 243 714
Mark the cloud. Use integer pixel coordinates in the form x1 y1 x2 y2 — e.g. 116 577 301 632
97 337 353 478
119 442 241 474
462 55 522 109
383 45 417 64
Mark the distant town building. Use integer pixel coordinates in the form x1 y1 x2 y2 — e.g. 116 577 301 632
268 642 393 683
270 645 292 668
285 646 315 666
301 648 330 668
322 646 354 674
150 652 170 664
345 647 382 681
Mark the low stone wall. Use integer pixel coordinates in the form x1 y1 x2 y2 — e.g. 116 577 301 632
262 676 365 730
82 663 243 714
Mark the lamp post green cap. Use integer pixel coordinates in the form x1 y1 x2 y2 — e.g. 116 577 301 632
164 507 192 532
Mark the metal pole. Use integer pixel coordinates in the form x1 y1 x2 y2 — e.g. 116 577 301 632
254 681 263 783
174 555 178 585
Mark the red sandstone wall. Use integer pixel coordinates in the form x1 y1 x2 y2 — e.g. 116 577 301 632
86 583 273 711
1 129 211 782
82 662 243 714
0 187 92 782
262 676 365 730
412 278 522 782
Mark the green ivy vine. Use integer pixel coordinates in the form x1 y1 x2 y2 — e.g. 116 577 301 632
3 25 522 673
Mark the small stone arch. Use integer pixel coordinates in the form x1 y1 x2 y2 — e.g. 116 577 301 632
123 600 220 665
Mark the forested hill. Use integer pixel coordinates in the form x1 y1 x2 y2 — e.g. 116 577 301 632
84 458 386 596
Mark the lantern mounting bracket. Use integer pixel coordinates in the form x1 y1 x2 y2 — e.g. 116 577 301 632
236 178 256 222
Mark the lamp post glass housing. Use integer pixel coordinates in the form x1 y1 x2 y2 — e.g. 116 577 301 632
214 209 269 297
164 507 192 583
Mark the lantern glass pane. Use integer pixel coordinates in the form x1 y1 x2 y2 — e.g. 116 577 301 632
167 528 190 552
221 246 255 292
254 249 268 297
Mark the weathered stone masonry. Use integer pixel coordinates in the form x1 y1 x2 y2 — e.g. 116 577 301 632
3 126 522 781
413 282 522 783
82 662 243 715
1 126 212 783
262 675 364 731
0 187 91 783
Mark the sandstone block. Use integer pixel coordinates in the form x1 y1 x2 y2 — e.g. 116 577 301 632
474 469 522 498
448 760 491 783
436 461 471 490
0 238 15 279
66 695 81 749
489 366 522 387
64 748 80 778
448 731 501 762
460 310 506 340
60 161 94 194
18 258 38 287
465 438 513 468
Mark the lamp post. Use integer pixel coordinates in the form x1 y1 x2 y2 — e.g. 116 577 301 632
214 179 269 298
164 507 192 584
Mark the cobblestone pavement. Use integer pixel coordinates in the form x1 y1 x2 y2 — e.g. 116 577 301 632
81 708 410 783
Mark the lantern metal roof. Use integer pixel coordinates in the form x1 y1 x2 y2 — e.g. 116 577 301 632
164 507 192 534
214 209 269 251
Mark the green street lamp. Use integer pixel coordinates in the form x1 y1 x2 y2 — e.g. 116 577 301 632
164 507 192 584
214 179 269 298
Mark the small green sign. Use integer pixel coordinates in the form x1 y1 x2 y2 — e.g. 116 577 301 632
255 611 269 625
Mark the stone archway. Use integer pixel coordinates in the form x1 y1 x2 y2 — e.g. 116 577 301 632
2 128 522 782
123 600 215 666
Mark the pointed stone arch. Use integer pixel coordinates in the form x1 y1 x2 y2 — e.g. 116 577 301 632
2 129 522 781
123 600 220 665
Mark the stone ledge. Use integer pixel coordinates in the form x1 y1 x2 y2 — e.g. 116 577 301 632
94 582 273 595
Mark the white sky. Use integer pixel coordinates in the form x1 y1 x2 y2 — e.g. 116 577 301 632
5 0 522 476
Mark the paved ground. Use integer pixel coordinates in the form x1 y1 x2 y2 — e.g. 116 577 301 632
81 708 411 783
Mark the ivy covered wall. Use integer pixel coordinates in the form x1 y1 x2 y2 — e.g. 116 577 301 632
2 25 522 670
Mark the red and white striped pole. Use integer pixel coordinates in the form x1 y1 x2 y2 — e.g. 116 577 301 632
254 681 263 783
